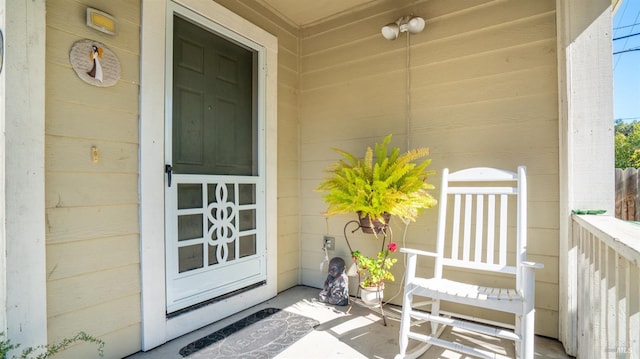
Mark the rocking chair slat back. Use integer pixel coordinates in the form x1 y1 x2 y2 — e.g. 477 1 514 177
440 169 520 274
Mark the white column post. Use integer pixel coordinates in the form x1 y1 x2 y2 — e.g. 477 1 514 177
0 0 6 337
0 0 48 351
556 0 615 355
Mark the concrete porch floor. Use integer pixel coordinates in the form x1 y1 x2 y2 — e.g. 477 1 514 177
127 286 571 358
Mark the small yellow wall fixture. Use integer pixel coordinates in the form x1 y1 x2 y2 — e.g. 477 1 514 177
86 8 118 35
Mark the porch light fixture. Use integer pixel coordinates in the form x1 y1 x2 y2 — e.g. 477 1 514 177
381 15 425 40
86 8 118 35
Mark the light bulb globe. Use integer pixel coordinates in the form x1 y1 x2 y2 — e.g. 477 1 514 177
407 16 425 33
381 23 399 40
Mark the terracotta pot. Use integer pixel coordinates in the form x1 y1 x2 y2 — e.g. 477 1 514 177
358 212 391 234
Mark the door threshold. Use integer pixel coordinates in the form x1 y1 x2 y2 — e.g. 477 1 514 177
167 280 267 319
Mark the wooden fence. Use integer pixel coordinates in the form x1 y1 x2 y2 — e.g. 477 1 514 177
616 168 640 221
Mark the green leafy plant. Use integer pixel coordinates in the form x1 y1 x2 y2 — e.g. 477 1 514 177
316 134 437 223
352 241 398 288
0 334 18 359
615 119 640 168
0 331 104 359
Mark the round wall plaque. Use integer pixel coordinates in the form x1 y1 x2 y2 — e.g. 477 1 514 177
69 39 120 87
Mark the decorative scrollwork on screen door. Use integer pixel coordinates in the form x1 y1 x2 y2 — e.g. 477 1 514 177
176 180 257 274
207 183 237 264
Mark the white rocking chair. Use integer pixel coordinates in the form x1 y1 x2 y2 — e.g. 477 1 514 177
395 166 543 359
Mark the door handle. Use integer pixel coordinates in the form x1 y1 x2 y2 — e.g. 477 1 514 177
165 164 173 187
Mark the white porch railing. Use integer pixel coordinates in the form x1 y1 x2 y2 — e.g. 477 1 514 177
571 215 640 358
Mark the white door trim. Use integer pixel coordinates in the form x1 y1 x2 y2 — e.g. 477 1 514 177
140 0 278 350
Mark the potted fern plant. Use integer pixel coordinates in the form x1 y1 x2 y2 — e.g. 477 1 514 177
317 134 437 304
316 134 437 234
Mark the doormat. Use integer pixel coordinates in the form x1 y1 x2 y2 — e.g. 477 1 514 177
179 308 319 358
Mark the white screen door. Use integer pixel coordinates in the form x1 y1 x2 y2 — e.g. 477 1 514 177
165 10 266 314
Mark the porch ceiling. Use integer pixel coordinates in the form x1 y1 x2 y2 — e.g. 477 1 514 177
258 0 383 27
260 0 623 27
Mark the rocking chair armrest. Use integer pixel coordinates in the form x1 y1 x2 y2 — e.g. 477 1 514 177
400 248 438 257
522 261 544 269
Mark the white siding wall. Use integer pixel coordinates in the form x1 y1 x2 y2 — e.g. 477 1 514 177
300 0 560 337
45 1 141 357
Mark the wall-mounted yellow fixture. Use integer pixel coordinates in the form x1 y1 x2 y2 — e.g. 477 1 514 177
86 8 117 35
91 146 99 163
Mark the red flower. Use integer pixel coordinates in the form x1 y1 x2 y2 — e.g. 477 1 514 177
388 241 398 252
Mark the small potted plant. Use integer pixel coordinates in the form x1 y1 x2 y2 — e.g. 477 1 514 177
351 241 398 305
316 134 437 233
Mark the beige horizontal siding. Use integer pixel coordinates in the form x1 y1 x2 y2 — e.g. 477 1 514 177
47 294 141 346
300 0 559 338
46 235 139 281
51 324 141 359
45 0 141 357
46 100 138 143
46 63 139 113
46 173 138 208
47 264 140 318
46 205 139 244
46 137 138 173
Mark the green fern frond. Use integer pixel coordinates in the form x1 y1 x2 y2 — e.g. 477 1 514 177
334 148 360 165
364 146 373 172
316 134 437 222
